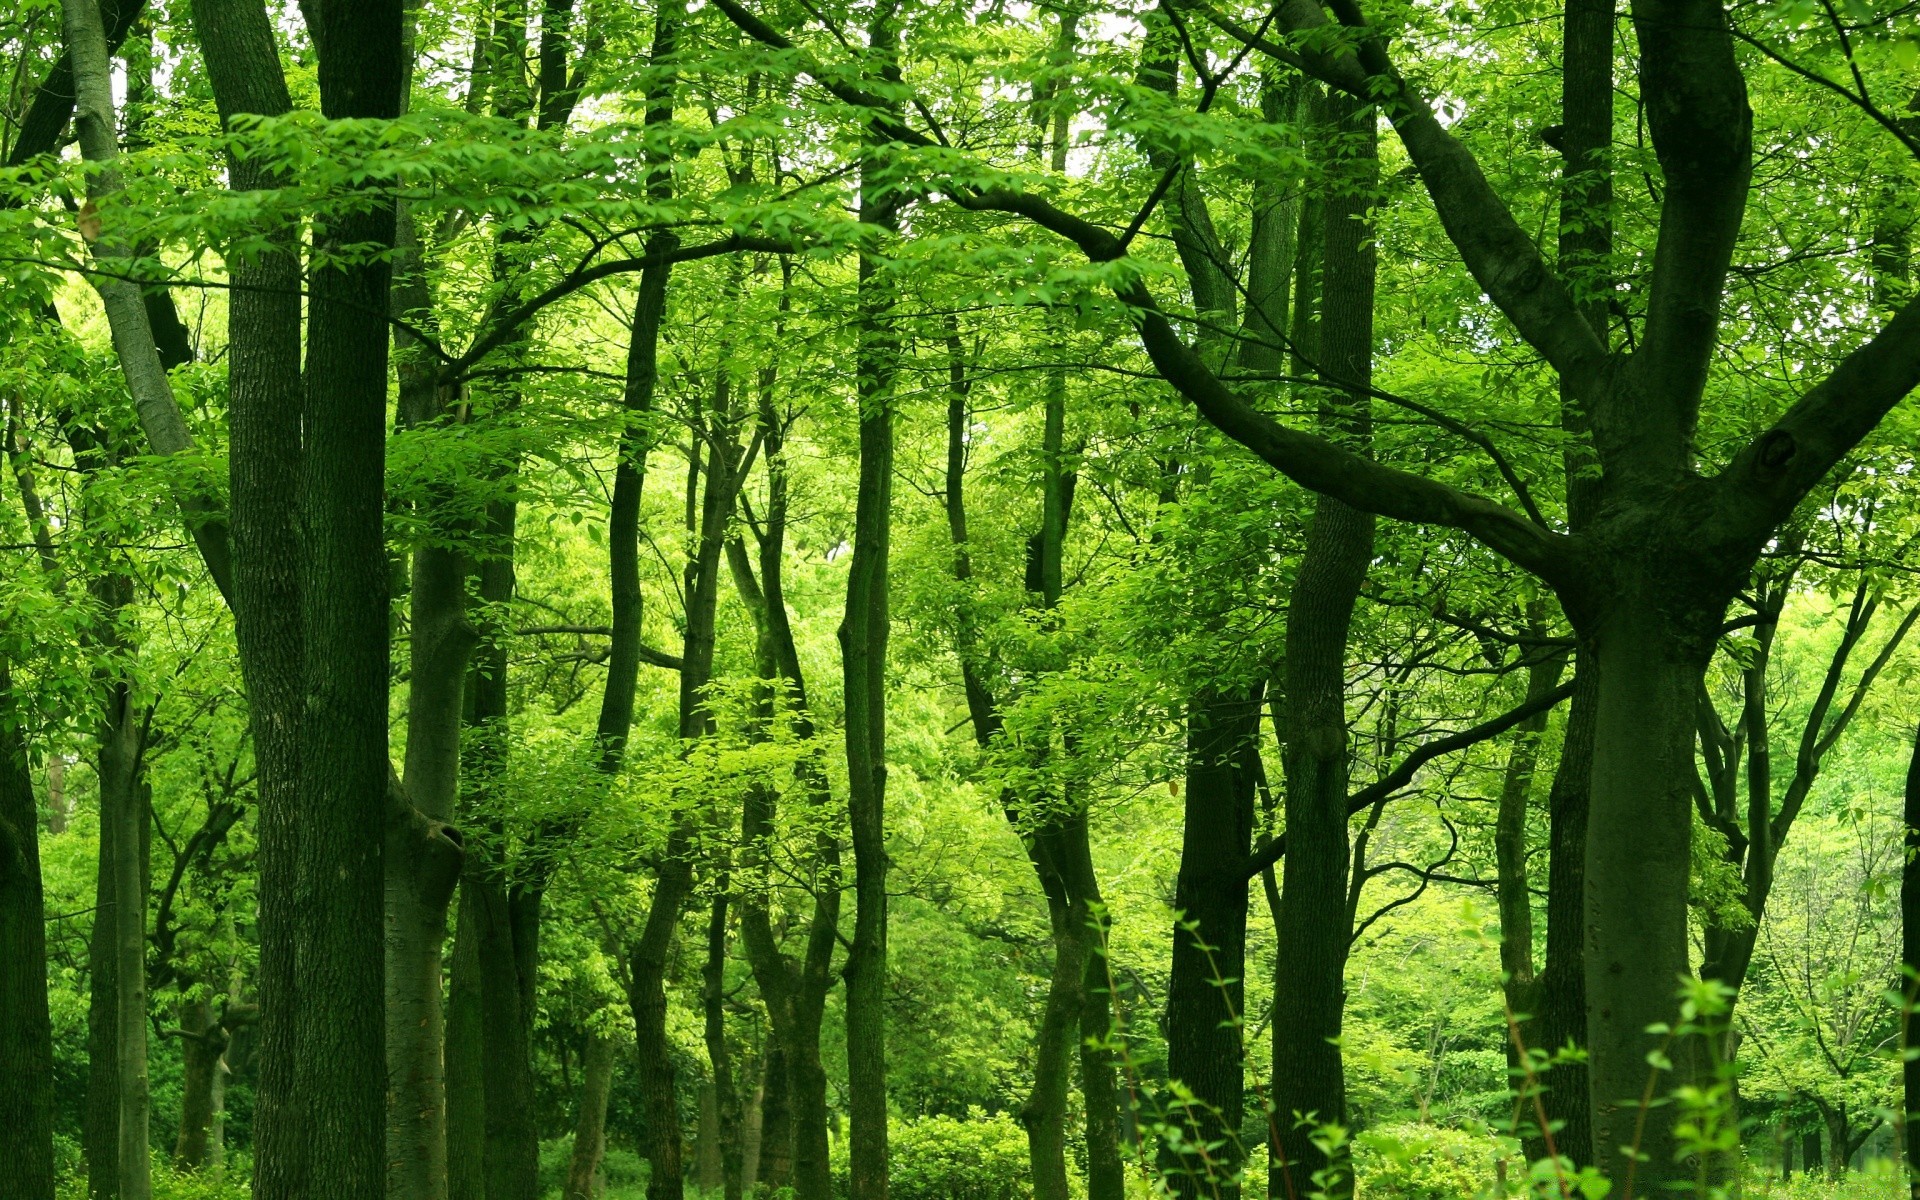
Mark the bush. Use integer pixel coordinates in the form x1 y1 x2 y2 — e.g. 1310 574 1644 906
1353 1122 1505 1200
831 1109 1030 1200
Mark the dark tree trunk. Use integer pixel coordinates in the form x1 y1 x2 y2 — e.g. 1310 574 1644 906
843 12 902 1199
1905 721 1920 1198
564 1030 617 1200
1582 591 1723 1188
1161 686 1263 1200
0 664 55 1200
1495 627 1565 1160
1269 86 1377 1200
185 2 303 1193
296 6 405 1199
700 893 744 1200
727 378 841 1200
1537 660 1595 1166
174 995 228 1169
85 797 120 1200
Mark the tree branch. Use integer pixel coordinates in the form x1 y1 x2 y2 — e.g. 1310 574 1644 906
1243 678 1575 879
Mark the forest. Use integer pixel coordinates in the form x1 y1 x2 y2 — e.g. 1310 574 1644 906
0 0 1917 1197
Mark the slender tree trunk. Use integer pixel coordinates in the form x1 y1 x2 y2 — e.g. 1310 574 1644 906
1537 660 1595 1166
1496 628 1565 1160
843 11 902 1199
1270 86 1377 1200
1541 0 1612 1166
1903 721 1920 1198
387 187 474 1200
85 792 120 1200
186 2 304 1192
0 663 55 1200
565 1030 617 1200
701 893 744 1200
297 6 405 1198
103 693 151 1200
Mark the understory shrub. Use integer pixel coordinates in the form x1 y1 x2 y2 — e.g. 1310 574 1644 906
1352 1122 1504 1200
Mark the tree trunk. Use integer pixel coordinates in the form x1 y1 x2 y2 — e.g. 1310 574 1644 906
701 893 744 1200
1496 627 1565 1156
843 12 902 1199
1162 686 1263 1200
0 664 55 1200
1537 659 1595 1167
1270 85 1377 1200
104 709 151 1200
446 890 486 1200
185 1 304 1192
741 1056 768 1196
1904 721 1920 1198
85 761 120 1200
296 5 405 1198
174 995 227 1169
387 194 474 1200
1583 600 1715 1189
1824 1105 1850 1180
726 416 839 1200
564 1030 617 1200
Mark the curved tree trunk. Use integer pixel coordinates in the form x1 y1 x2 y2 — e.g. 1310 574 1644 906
1269 85 1377 1200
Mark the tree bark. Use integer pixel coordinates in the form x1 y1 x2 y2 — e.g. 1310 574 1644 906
85 780 120 1200
184 2 304 1192
174 995 228 1169
0 664 55 1200
842 11 902 1199
296 6 405 1199
104 691 150 1200
564 1030 617 1200
1270 85 1377 1200
1904 721 1920 1198
700 893 744 1200
1162 686 1263 1200
1583 597 1719 1189
1537 660 1595 1166
727 373 841 1200
1495 621 1566 1160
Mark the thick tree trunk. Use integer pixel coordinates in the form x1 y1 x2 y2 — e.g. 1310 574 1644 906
185 2 304 1192
1162 686 1263 1200
1270 86 1377 1200
296 6 405 1199
564 1030 617 1200
1583 601 1715 1190
0 664 55 1200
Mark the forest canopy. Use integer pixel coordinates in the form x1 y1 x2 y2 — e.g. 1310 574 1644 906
0 0 1917 1198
